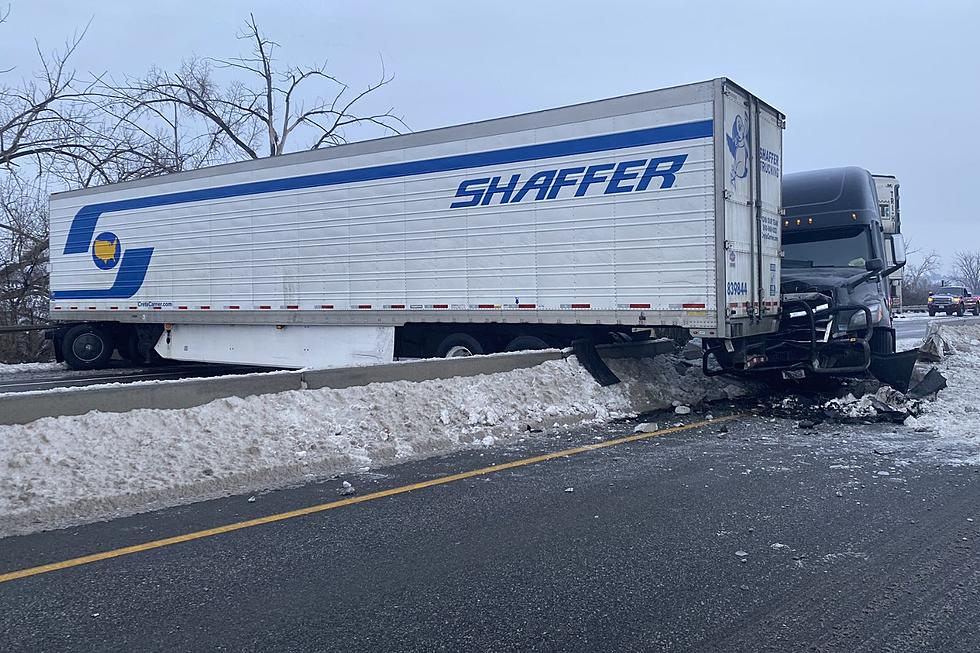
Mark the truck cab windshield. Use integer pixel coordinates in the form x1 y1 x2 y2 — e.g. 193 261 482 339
782 225 872 268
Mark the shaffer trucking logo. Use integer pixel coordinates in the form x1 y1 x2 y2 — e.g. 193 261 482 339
91 232 121 270
726 113 750 188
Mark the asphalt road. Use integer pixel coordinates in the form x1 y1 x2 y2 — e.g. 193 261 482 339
1 409 977 652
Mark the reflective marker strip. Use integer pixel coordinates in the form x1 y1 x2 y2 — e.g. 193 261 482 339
683 303 706 309
518 304 536 309
320 305 333 309
571 303 591 309
629 303 651 309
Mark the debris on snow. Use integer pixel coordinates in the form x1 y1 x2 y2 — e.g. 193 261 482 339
338 481 356 496
633 422 659 434
674 405 692 415
918 323 955 362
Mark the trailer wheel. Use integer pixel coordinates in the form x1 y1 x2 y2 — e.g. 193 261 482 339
435 333 484 358
62 324 114 370
505 335 550 352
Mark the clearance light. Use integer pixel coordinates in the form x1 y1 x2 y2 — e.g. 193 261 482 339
851 212 858 220
795 218 801 226
784 220 789 227
808 217 814 225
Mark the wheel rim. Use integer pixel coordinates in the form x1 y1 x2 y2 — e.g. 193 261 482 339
444 345 473 358
72 332 105 363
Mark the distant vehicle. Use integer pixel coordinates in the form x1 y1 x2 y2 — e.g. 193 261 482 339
928 286 979 316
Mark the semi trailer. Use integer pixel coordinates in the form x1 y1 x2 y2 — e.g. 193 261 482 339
46 78 785 371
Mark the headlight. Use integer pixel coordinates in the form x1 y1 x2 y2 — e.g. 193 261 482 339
953 297 961 303
847 302 883 329
928 297 934 302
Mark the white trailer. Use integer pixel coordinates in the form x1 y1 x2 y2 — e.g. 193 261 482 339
874 174 903 312
47 78 784 370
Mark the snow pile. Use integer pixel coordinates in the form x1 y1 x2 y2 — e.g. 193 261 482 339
0 351 753 536
904 324 980 462
0 361 64 376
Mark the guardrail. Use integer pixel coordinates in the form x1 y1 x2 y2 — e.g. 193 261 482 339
0 339 674 426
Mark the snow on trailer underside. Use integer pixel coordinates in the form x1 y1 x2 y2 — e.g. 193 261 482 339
0 351 751 537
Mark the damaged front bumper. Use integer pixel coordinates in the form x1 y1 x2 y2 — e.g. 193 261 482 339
703 295 877 377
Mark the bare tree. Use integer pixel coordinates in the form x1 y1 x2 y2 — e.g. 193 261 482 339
901 249 941 305
106 14 407 164
950 251 980 292
0 174 49 361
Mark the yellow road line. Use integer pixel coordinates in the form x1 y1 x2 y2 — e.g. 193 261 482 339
0 415 737 585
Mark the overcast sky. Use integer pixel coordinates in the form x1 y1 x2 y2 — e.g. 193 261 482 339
5 0 978 257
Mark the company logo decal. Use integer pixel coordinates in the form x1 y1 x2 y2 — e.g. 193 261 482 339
91 232 121 270
449 155 688 209
726 113 750 188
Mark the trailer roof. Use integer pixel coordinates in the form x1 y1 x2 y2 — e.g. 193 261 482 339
54 77 782 201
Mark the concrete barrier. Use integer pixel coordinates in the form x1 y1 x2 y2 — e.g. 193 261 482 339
302 350 565 390
0 371 303 426
0 339 676 426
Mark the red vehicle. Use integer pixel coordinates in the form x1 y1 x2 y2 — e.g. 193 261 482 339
928 286 980 316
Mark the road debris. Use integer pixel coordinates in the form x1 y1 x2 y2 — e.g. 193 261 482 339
338 481 356 496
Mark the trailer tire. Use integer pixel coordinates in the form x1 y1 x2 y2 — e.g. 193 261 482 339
62 324 114 370
505 335 550 352
435 333 484 358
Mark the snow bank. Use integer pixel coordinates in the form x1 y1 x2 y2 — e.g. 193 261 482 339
0 361 64 376
0 351 753 536
903 324 980 463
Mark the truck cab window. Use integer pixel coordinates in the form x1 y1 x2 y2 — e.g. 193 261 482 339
782 225 873 269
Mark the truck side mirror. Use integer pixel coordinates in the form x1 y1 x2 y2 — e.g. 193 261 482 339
865 258 884 271
888 234 907 266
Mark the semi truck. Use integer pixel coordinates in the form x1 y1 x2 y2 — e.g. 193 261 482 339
46 78 785 371
874 174 903 313
702 166 911 388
